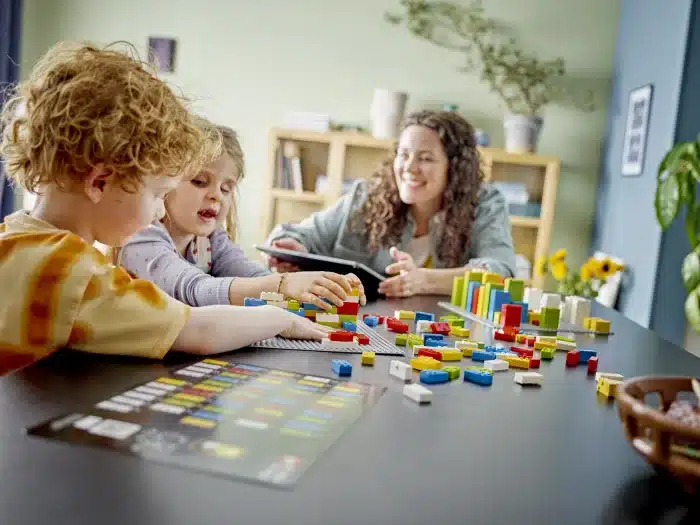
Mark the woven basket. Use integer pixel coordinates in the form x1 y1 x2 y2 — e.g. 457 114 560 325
617 376 700 492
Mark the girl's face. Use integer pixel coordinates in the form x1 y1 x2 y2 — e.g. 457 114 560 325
164 154 236 238
393 125 449 208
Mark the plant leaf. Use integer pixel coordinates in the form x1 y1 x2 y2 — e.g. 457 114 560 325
682 250 700 291
687 202 700 249
685 287 700 333
655 172 681 230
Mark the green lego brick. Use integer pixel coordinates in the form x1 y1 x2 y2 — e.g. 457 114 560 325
540 307 561 329
477 341 485 349
447 318 465 328
395 333 407 346
451 276 465 306
556 335 574 342
540 347 556 360
443 366 461 381
287 299 300 311
504 278 524 303
339 314 358 323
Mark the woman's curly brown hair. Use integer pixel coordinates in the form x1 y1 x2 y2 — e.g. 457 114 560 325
0 41 216 194
353 110 483 267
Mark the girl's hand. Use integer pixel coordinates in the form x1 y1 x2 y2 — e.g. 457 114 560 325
265 238 306 272
281 271 367 310
378 246 428 298
279 311 333 340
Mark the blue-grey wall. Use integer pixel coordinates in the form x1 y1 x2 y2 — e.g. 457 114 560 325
592 0 693 343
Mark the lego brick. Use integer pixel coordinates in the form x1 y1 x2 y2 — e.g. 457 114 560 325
463 366 494 386
355 334 370 345
267 300 289 309
566 350 580 367
289 308 305 316
344 294 360 304
442 366 461 380
487 289 511 321
536 335 557 344
331 360 352 376
395 310 416 320
287 299 300 311
409 356 442 371
510 345 534 358
494 330 515 343
386 318 409 333
342 321 357 332
416 320 432 333
415 347 442 360
503 355 530 369
523 287 542 312
407 334 423 349
481 272 502 285
534 341 556 351
540 307 560 330
504 278 525 302
595 372 624 382
423 333 445 343
593 318 611 334
540 293 560 310
570 297 591 326
596 376 621 398
337 302 360 315
415 311 435 322
316 313 340 324
539 347 556 360
578 349 598 363
329 330 354 342
350 286 361 297
424 339 448 348
471 350 497 362
430 322 451 335
395 334 407 346
363 315 379 327
465 281 481 312
493 312 501 324
451 276 465 306
484 359 509 372
456 340 479 357
403 383 433 404
450 326 470 338
479 282 504 317
587 356 598 374
338 314 358 323
243 298 266 307
438 349 462 361
302 302 323 311
496 350 518 359
556 340 576 352
446 317 465 328
514 372 543 385
465 270 484 283
470 285 480 314
389 360 412 382
528 357 540 369
260 291 284 302
501 303 522 327
420 369 450 385
361 351 375 366
515 334 528 344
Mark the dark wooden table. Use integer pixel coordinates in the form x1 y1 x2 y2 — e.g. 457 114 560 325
1 296 700 524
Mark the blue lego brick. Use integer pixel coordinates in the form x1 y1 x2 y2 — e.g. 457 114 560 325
301 302 323 311
363 315 379 327
290 308 305 316
471 350 497 362
578 349 598 363
487 289 511 321
331 359 352 376
424 339 448 348
420 369 449 384
415 311 435 322
342 321 357 332
514 301 529 323
463 368 493 386
484 344 505 353
243 298 266 307
423 333 445 343
465 281 480 310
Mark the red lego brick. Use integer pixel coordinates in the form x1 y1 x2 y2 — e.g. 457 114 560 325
525 336 536 347
377 316 385 324
501 304 522 327
470 288 480 313
329 331 354 342
528 357 540 369
587 356 599 374
511 345 534 358
355 334 370 345
531 319 540 326
430 322 450 335
337 302 360 315
503 326 520 336
417 348 442 360
566 350 580 367
386 318 409 333
494 330 515 343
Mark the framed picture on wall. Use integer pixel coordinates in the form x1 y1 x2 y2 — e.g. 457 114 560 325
621 83 653 176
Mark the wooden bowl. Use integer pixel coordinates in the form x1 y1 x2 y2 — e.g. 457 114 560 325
616 376 700 493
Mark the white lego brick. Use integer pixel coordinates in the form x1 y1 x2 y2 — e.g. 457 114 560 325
595 372 624 382
523 287 542 312
455 340 479 351
321 337 359 349
540 293 561 310
561 296 574 324
570 297 591 327
484 359 509 372
344 295 360 303
260 291 284 302
315 313 340 323
556 340 577 352
403 383 432 404
267 300 288 309
514 372 544 385
389 360 412 382
416 320 432 333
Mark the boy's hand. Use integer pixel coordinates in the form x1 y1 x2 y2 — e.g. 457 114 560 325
264 238 306 272
279 313 333 340
281 271 365 310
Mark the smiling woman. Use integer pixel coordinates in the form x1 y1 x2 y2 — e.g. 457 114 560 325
264 110 517 298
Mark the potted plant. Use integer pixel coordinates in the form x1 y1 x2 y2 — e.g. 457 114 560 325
654 138 700 332
384 0 595 152
535 249 623 299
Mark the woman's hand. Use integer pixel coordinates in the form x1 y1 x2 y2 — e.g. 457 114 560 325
264 237 306 272
378 246 429 298
280 271 367 310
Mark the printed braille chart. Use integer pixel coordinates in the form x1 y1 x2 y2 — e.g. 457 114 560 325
26 359 386 488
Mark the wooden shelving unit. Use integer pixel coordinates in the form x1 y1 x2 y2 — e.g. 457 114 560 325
261 127 559 287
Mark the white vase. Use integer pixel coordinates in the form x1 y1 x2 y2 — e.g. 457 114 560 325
370 88 408 140
503 113 543 153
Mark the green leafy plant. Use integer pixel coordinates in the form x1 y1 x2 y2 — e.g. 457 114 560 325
384 0 594 116
655 139 700 331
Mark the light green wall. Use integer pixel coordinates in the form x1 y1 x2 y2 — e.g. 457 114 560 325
19 0 620 265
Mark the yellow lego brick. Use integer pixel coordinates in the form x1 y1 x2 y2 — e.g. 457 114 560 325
456 340 479 357
493 312 501 324
465 270 485 282
438 349 462 361
350 286 361 297
528 312 541 323
583 317 594 330
556 335 575 342
201 379 235 389
593 318 611 334
173 393 206 403
481 272 502 285
503 355 530 369
361 351 375 366
596 377 621 398
201 359 228 366
180 416 217 429
193 383 225 393
515 334 528 344
155 377 188 386
409 356 442 370
162 398 197 408
534 341 556 351
450 326 470 338
395 310 416 320
536 336 557 344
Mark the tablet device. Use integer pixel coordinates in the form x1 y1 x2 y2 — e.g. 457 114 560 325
254 245 386 302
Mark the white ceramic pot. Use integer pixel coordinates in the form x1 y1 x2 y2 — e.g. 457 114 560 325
503 113 543 153
370 88 408 140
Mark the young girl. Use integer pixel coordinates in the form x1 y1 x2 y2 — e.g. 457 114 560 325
119 121 366 310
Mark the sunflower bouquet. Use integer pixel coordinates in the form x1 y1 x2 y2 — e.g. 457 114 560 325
535 249 624 298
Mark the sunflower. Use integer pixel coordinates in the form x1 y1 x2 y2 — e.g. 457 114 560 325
548 248 567 265
551 261 568 281
535 256 547 276
598 258 623 278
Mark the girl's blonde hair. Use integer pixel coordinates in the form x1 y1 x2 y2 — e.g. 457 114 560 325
216 124 245 241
